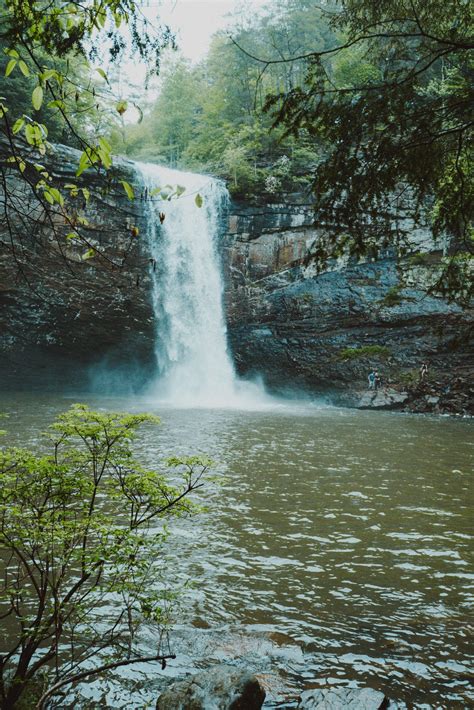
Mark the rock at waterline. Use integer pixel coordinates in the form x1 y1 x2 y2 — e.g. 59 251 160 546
298 687 388 709
155 665 266 709
356 388 409 409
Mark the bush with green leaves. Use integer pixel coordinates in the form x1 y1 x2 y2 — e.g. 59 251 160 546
0 404 210 709
0 0 175 271
338 345 391 360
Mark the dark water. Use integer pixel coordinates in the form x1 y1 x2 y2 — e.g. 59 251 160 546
1 393 472 708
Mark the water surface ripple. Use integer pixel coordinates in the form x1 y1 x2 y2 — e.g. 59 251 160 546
1 394 472 708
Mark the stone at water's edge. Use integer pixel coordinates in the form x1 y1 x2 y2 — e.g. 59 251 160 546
155 665 266 709
352 388 409 410
298 687 388 709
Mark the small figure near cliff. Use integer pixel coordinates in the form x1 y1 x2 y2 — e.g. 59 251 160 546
374 370 381 390
368 370 376 390
419 362 428 382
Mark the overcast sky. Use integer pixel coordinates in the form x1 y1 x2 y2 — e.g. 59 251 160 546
112 0 268 119
142 0 267 61
156 0 238 61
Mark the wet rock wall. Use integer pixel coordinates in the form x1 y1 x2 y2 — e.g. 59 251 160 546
221 201 473 412
0 138 155 390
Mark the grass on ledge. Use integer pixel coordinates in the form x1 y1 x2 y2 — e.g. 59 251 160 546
338 345 391 360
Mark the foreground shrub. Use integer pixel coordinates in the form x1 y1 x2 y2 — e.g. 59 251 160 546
0 404 210 708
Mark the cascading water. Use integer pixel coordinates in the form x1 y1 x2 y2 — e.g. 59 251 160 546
138 163 265 407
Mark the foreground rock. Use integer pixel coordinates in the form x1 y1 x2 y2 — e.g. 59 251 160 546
156 665 266 710
338 374 474 415
352 388 409 410
298 687 388 709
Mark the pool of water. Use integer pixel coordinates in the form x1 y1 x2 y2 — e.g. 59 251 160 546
0 392 472 708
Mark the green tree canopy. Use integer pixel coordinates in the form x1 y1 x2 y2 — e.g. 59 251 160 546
264 0 473 301
0 0 175 270
119 1 334 198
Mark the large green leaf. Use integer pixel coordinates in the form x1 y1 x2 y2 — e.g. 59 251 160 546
5 59 17 76
25 124 35 145
76 151 91 177
116 100 128 115
96 68 108 83
120 180 134 200
32 86 43 111
82 248 96 260
12 117 25 134
18 60 29 77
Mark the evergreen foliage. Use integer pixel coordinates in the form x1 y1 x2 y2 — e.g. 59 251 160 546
115 1 334 199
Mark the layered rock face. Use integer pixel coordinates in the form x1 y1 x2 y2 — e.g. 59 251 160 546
221 201 473 412
0 140 155 390
1 142 471 412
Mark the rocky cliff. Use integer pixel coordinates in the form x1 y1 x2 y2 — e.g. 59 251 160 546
221 201 473 414
1 142 472 413
0 139 155 390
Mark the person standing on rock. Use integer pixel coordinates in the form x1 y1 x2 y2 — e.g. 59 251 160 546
374 370 381 390
368 370 376 390
419 362 428 381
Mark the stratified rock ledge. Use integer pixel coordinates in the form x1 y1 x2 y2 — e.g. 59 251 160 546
223 201 473 417
155 665 266 710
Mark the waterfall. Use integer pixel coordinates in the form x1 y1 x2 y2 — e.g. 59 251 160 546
137 163 263 407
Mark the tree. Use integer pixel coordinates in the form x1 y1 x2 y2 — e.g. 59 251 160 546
117 2 334 198
147 55 201 166
261 0 473 302
0 404 210 708
0 0 174 271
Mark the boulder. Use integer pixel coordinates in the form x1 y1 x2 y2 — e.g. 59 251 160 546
356 388 409 409
298 687 388 709
156 665 266 710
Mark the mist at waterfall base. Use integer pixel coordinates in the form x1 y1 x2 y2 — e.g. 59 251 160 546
136 162 299 410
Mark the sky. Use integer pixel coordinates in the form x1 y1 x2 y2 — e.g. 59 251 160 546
141 0 267 62
115 0 268 119
155 0 239 61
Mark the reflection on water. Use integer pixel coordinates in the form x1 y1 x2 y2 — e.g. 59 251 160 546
1 392 473 708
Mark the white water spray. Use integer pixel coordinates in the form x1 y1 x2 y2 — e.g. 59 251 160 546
137 163 267 408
